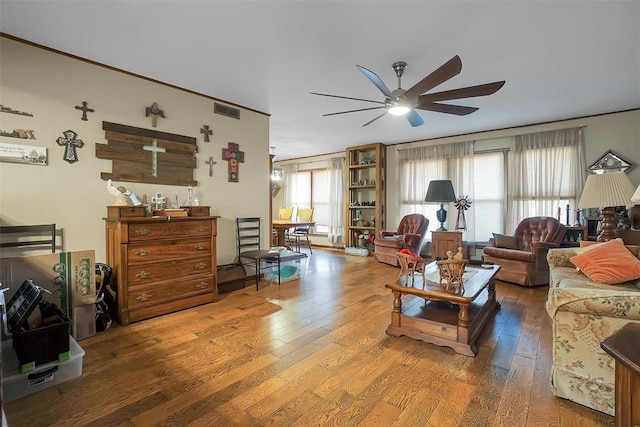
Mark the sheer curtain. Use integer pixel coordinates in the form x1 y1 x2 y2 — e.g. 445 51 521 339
282 163 299 210
327 157 345 243
507 127 586 231
398 141 476 248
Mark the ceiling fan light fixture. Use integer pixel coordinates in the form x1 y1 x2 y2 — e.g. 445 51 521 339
387 105 411 116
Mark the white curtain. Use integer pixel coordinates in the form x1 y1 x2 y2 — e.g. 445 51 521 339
507 127 586 231
282 163 298 209
398 141 476 249
327 157 345 243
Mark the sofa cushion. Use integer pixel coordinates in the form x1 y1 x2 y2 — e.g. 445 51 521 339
576 238 640 256
570 238 640 285
492 233 519 249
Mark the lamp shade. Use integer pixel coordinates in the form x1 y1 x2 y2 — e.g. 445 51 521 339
632 184 640 204
425 180 457 203
577 171 635 209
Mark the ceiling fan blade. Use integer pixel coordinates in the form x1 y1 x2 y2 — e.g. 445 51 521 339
356 65 393 98
309 92 384 105
419 81 506 103
362 112 387 127
415 102 479 116
404 55 463 99
406 109 424 127
323 106 385 117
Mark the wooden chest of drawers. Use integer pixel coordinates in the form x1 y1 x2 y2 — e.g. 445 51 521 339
105 215 219 325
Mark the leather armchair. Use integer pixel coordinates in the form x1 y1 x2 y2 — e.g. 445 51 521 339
483 216 566 287
374 214 429 266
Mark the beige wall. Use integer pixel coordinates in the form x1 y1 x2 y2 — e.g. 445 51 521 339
274 109 639 247
0 37 271 265
385 109 640 230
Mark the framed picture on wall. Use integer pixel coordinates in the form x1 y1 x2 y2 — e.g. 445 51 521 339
0 142 47 165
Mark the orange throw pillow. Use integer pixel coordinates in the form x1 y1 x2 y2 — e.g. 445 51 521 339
571 238 640 284
577 238 639 256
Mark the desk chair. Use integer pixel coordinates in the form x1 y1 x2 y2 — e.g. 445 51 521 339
236 217 281 290
289 207 313 253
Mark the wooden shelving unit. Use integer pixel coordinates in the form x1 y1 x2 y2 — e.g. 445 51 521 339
345 143 386 251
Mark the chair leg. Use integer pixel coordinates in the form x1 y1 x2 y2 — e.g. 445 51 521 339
255 259 260 291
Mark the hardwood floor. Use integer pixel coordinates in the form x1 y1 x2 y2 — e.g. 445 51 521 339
4 249 615 426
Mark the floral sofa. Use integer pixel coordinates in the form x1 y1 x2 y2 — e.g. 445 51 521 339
545 245 640 415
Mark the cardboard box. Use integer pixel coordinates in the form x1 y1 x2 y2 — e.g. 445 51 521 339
72 303 96 341
0 251 96 317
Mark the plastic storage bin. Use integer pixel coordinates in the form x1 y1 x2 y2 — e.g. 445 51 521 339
263 251 308 283
2 336 84 403
6 279 71 373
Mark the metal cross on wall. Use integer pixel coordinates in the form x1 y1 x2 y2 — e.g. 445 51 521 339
222 142 244 182
204 156 217 177
201 125 213 142
74 101 94 121
56 130 84 163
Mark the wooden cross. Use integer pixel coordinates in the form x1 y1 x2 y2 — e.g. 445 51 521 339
222 142 244 182
74 101 94 121
145 102 166 127
204 156 217 177
201 125 213 142
56 129 84 163
142 138 167 177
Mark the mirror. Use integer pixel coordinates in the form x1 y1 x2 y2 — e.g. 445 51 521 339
588 150 634 174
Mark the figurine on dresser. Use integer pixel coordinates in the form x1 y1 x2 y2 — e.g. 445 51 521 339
106 179 142 206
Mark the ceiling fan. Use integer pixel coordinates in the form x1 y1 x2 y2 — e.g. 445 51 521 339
310 55 505 127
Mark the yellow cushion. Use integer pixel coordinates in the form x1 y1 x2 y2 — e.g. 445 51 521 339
570 238 640 284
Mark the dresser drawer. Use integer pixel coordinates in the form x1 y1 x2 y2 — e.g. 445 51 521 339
127 256 213 285
127 239 211 264
127 220 212 242
128 276 215 309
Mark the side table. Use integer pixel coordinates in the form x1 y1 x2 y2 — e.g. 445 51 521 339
601 323 640 427
431 230 463 259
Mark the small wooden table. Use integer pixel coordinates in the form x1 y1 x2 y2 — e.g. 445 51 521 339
601 323 640 427
272 219 315 247
385 262 501 356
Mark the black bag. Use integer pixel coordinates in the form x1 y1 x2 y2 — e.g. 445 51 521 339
95 263 115 332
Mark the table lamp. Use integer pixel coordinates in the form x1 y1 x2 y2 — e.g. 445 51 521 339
577 171 635 241
425 180 457 231
628 184 640 229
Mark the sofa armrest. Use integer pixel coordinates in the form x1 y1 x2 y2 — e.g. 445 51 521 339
547 248 578 268
546 287 640 319
380 230 398 238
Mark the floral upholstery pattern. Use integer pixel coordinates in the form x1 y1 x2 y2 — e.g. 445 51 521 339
545 247 640 415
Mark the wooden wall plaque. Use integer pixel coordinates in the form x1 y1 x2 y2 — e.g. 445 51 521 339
97 122 197 186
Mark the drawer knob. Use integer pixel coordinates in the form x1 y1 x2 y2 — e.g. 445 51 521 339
197 225 206 232
135 228 151 236
135 249 150 256
195 244 206 251
196 282 208 289
136 271 151 279
195 262 207 270
136 293 152 302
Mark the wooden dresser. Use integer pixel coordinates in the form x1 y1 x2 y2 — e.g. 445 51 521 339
105 214 219 325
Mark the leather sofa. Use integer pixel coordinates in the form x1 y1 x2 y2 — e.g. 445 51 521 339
374 214 429 266
483 216 566 287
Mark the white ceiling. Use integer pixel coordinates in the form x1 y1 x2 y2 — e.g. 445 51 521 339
1 1 639 160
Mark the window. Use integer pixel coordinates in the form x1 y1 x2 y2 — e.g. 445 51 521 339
473 151 505 240
289 169 330 234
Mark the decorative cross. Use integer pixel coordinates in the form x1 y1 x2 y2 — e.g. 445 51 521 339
151 193 166 210
142 138 167 177
204 156 217 177
145 102 166 127
74 101 94 121
201 125 213 142
222 142 244 182
56 130 84 163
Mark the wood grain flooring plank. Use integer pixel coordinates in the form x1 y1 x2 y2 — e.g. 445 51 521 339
493 353 536 426
427 379 476 427
357 400 402 427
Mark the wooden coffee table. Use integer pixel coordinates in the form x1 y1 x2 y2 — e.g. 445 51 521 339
385 261 501 356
